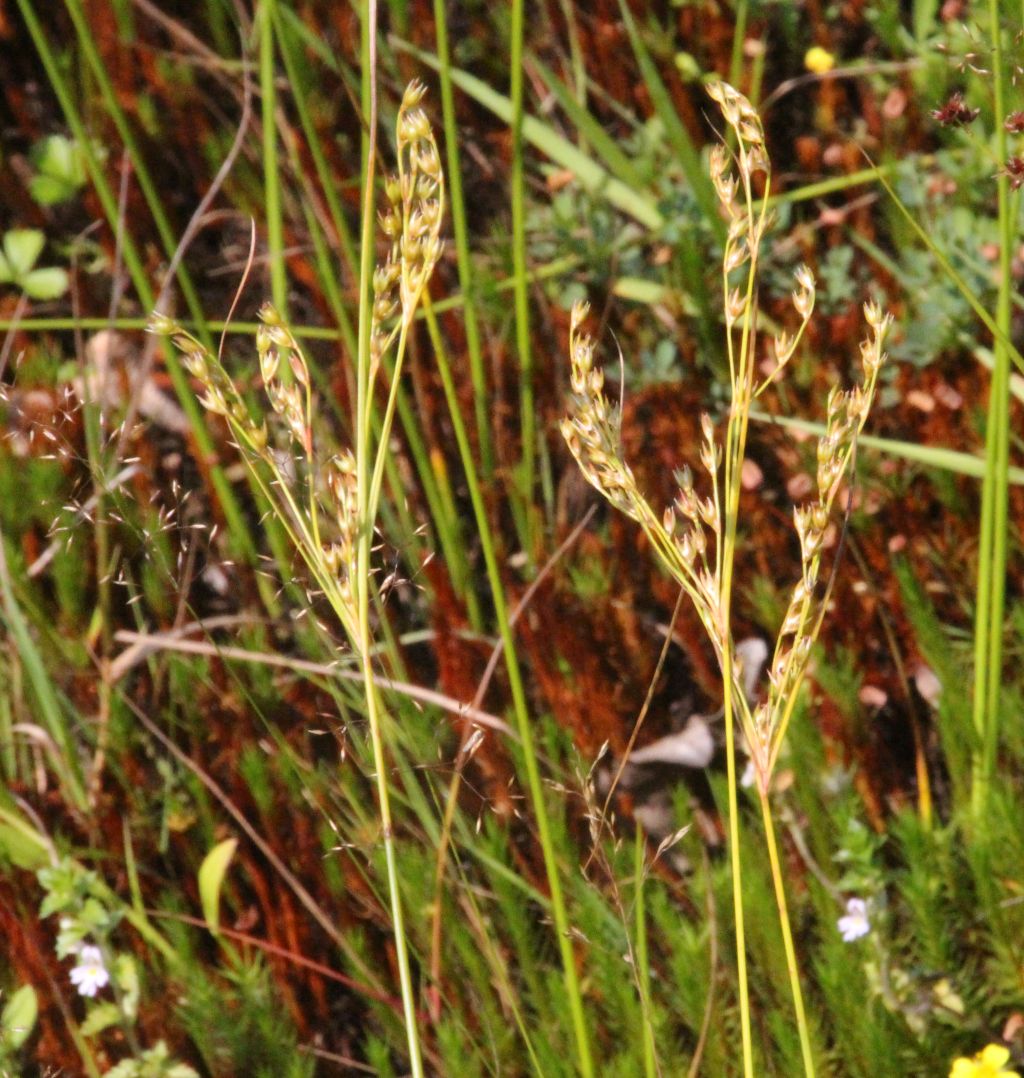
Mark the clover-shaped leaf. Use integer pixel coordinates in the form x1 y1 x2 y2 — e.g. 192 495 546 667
0 229 68 300
0 229 45 279
79 1000 120 1038
29 135 87 207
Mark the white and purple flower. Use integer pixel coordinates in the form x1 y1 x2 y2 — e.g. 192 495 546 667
837 897 871 942
69 945 109 997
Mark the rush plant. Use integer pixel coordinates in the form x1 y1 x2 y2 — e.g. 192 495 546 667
150 80 444 1077
561 80 891 1077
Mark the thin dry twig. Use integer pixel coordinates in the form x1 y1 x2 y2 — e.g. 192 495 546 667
111 627 516 738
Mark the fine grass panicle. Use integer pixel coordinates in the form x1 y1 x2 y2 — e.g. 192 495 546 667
562 79 891 1077
149 79 444 1077
149 80 443 632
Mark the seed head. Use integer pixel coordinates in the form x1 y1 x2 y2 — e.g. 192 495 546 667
147 312 176 336
932 93 979 127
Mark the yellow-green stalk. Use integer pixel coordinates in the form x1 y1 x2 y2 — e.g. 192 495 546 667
562 80 890 1077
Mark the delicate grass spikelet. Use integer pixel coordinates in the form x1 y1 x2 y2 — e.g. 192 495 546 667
148 81 445 645
562 78 889 790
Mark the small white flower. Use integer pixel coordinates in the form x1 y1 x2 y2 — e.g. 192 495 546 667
69 945 109 997
837 897 870 942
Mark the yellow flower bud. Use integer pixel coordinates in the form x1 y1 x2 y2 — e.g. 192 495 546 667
804 46 836 75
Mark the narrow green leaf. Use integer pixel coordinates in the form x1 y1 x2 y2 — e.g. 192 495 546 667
394 40 664 230
0 984 38 1050
0 574 87 809
615 0 723 239
531 57 647 189
198 836 237 933
752 410 1024 483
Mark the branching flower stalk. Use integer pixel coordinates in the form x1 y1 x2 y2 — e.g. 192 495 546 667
150 81 443 1078
562 81 890 1078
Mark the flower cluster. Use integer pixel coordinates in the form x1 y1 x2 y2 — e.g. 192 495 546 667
371 80 445 379
755 301 889 773
561 304 646 526
932 92 981 127
562 81 890 792
151 83 444 633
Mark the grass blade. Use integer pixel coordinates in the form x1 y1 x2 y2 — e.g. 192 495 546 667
393 40 664 230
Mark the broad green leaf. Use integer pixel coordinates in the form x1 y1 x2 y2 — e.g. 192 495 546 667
198 836 237 933
29 135 88 206
22 267 69 301
79 1000 120 1037
0 984 38 1050
0 804 51 871
2 230 44 278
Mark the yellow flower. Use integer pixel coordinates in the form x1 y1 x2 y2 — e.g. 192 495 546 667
949 1044 1020 1078
804 46 836 75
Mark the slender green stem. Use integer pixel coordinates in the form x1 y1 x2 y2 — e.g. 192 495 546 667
712 132 770 1078
729 0 748 88
510 0 535 545
354 5 423 1072
273 10 358 357
0 250 584 336
758 789 815 1076
433 0 494 477
634 827 658 1078
971 0 1014 818
259 0 287 316
720 653 753 1077
62 0 207 333
426 297 594 1078
273 8 360 290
